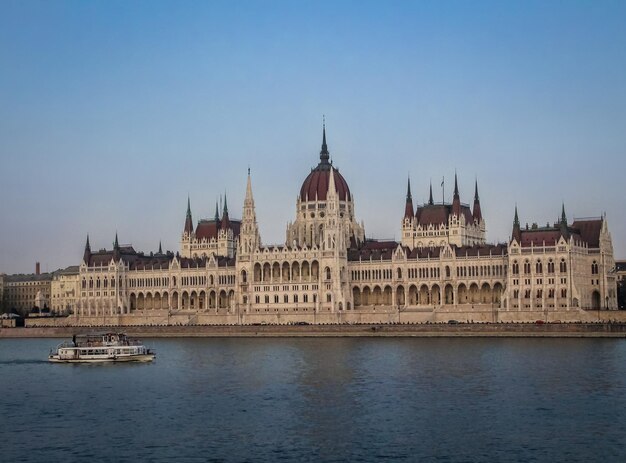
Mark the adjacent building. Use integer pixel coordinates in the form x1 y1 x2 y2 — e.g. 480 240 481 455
616 260 626 310
0 273 5 312
50 266 80 314
3 263 54 316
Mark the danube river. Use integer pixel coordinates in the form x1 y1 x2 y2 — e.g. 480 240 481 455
1 338 625 462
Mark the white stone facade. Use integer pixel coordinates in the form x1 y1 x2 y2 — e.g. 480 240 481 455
71 129 618 323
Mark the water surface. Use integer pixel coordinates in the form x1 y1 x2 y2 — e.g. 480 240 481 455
1 338 625 462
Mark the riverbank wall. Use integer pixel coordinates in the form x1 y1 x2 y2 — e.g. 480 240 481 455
17 307 626 329
2 322 626 338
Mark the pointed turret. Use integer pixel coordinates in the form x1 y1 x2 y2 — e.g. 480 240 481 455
241 169 260 253
452 172 461 216
319 118 330 166
512 205 521 242
404 176 414 219
113 232 121 261
83 234 91 264
158 241 163 255
327 164 337 200
245 170 254 206
184 197 194 235
472 179 482 222
214 200 220 223
428 181 434 205
221 193 230 230
560 203 569 240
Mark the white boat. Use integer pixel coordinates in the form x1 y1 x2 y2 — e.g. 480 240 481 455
48 332 155 363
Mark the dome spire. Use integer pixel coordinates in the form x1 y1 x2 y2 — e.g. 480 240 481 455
320 116 330 165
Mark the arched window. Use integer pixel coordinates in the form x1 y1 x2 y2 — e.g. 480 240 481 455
241 270 247 283
512 261 519 275
325 267 331 280
326 293 332 303
536 260 543 274
591 261 598 275
524 260 531 274
397 268 402 279
560 259 567 273
547 260 555 273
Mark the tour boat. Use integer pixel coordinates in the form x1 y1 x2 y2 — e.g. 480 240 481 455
48 332 155 363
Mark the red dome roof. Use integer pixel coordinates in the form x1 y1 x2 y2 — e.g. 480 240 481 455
299 124 351 202
300 167 350 201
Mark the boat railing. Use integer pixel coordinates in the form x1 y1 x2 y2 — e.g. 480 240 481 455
70 339 145 348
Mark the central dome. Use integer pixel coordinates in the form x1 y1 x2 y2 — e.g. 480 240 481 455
299 126 351 202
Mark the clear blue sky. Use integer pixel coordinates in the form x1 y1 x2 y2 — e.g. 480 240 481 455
1 0 625 274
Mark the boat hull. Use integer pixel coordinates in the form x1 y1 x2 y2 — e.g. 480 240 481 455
48 354 155 363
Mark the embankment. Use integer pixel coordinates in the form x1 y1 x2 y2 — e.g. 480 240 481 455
2 323 626 338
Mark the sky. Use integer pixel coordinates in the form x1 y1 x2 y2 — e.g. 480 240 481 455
1 0 625 274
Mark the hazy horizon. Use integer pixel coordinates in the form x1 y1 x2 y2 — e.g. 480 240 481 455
1 0 625 274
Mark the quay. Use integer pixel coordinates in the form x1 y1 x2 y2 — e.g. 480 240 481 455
2 322 626 338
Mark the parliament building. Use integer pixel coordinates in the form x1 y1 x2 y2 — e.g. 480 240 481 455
69 126 618 325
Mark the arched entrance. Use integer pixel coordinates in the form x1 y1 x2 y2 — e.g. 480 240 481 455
591 291 601 309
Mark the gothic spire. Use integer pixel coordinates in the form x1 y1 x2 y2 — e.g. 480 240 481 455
452 172 461 216
83 234 91 264
184 197 194 235
512 205 521 242
428 180 434 205
404 176 414 219
221 192 230 230
158 241 163 254
472 178 482 222
245 169 254 203
113 231 121 261
214 199 220 222
560 203 569 240
327 165 338 201
241 169 260 253
406 176 412 201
